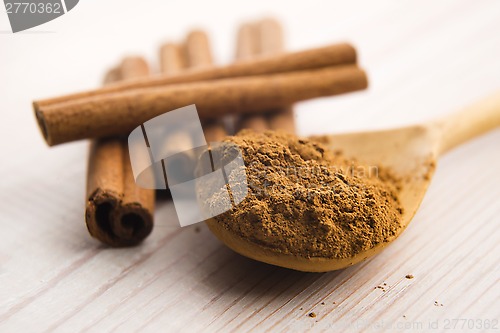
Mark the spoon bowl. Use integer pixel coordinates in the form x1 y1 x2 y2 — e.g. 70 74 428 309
206 92 500 272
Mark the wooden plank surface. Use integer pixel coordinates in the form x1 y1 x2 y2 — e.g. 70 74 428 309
0 1 499 332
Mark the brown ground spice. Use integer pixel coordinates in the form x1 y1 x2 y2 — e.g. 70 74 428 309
204 130 403 259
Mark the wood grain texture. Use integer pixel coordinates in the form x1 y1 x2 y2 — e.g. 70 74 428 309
1 1 499 332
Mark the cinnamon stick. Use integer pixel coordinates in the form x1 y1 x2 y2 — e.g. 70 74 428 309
35 43 357 108
185 30 213 69
85 57 154 247
160 44 187 76
185 30 227 143
157 42 197 186
235 22 270 132
235 23 259 60
35 64 367 146
235 19 296 134
258 18 285 57
160 43 186 74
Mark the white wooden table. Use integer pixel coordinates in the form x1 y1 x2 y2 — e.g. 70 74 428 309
0 1 499 332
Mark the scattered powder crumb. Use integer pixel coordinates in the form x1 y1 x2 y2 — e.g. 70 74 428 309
321 302 325 305
405 274 414 279
308 312 317 318
434 301 444 307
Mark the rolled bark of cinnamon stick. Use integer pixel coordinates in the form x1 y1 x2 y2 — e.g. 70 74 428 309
35 43 357 108
35 64 367 146
185 30 227 143
86 57 154 247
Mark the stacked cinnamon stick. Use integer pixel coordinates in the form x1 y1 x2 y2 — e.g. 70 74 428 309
86 57 154 246
235 18 295 134
37 19 368 246
34 42 367 146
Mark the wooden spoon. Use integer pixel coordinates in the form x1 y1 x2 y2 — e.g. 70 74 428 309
206 92 500 272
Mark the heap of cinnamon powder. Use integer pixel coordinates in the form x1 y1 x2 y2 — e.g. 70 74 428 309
204 130 404 259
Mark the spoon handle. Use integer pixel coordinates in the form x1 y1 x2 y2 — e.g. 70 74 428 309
437 91 500 156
